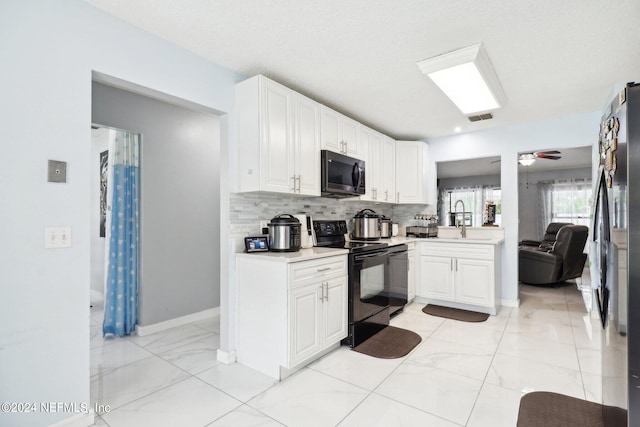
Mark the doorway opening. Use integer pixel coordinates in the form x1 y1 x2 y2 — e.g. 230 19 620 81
89 77 224 415
516 145 593 299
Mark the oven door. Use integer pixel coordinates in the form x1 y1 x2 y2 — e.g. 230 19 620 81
350 249 390 324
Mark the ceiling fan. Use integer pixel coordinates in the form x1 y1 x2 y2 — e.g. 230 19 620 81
518 150 561 166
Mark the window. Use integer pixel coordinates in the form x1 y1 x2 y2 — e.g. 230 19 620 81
550 182 592 226
440 186 502 227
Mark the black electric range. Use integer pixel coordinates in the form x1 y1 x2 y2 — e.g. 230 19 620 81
313 220 408 347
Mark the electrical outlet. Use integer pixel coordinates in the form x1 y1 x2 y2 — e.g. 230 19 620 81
259 220 269 234
45 227 72 248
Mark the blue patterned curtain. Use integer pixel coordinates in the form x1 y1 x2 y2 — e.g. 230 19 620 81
103 130 140 336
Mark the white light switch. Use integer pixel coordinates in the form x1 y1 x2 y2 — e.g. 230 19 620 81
45 227 72 248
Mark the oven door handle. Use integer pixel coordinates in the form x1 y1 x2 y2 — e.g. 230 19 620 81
354 251 390 261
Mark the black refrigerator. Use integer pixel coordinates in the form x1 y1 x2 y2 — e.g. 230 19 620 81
591 82 640 425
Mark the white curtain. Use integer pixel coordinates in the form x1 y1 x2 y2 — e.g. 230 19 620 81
439 186 497 226
533 179 592 238
535 182 553 239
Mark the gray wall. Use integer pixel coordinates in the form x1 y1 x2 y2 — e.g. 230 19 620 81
92 82 221 326
438 174 501 190
518 167 591 241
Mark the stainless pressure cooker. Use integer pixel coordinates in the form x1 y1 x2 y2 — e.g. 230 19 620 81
268 214 301 252
352 209 381 240
380 215 393 239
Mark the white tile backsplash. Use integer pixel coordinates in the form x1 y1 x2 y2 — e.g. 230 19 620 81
228 192 434 240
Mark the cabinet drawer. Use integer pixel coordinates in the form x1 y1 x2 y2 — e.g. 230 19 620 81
289 255 347 288
419 242 494 260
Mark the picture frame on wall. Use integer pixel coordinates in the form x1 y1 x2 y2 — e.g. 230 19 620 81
100 150 108 238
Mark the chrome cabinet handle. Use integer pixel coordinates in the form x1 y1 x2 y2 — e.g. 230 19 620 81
296 175 301 192
319 282 328 301
291 175 296 192
397 192 400 203
385 190 388 201
317 267 331 272
451 258 453 271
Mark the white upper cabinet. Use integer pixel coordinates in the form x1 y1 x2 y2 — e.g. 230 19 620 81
320 106 362 159
381 135 396 203
294 94 322 196
360 127 395 202
236 75 320 196
395 140 434 204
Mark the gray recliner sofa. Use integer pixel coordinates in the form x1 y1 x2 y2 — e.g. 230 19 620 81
518 224 589 285
520 222 574 251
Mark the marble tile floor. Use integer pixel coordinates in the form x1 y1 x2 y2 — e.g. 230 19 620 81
90 281 607 426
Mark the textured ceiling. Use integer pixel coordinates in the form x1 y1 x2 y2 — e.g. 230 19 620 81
83 0 640 139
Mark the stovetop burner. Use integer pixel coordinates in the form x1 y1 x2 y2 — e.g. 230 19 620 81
313 220 389 253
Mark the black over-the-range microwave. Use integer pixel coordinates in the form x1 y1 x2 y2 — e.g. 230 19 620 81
321 149 366 198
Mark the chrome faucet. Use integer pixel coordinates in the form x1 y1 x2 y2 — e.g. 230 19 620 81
454 199 466 238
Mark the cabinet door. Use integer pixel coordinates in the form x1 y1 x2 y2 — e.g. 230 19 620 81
359 127 376 201
418 255 454 300
395 141 427 204
454 258 494 307
320 106 341 153
381 136 396 203
341 115 360 158
289 284 322 367
295 95 321 196
323 276 348 345
261 80 294 193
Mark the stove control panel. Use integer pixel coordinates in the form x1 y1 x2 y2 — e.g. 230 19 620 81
313 220 348 237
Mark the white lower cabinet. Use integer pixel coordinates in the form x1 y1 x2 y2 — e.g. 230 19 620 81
418 255 455 300
236 254 347 379
455 258 495 306
416 241 501 314
289 275 347 367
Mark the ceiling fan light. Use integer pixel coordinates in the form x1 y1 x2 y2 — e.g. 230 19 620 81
416 43 506 115
518 154 536 166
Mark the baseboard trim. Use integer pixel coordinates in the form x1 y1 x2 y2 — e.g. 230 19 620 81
501 298 520 308
48 410 94 427
136 307 220 336
217 348 237 364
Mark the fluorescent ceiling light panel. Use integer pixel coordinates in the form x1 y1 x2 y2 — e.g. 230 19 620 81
417 43 506 115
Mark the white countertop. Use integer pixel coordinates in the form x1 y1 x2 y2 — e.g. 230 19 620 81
412 237 505 245
236 235 503 264
236 246 348 263
384 236 504 245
